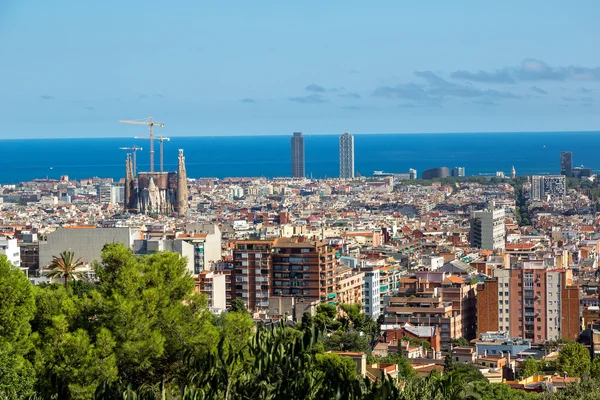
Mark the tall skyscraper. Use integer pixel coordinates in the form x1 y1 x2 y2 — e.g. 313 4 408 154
560 152 573 177
291 132 305 178
451 167 465 177
339 132 355 179
470 202 505 251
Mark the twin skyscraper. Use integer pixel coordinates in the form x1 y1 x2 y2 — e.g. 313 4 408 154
291 132 355 179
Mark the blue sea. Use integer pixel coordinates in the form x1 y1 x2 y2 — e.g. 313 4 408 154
0 132 598 184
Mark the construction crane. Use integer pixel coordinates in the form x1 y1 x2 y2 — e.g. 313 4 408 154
119 117 164 172
136 134 170 172
119 146 143 175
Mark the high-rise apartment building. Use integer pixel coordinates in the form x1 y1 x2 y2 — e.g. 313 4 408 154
195 271 227 312
451 167 465 177
291 132 305 178
232 240 276 311
339 132 355 179
560 152 573 178
470 203 505 251
360 265 381 320
272 237 336 302
477 261 580 343
384 272 478 348
422 167 450 179
531 175 566 201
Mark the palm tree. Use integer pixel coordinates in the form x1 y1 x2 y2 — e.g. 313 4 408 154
46 251 85 290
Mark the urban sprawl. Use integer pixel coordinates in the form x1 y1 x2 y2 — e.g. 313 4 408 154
3 130 600 397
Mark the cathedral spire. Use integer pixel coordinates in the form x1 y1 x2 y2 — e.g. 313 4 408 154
176 149 188 215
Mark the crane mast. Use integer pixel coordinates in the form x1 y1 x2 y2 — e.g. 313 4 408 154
136 134 170 172
119 117 164 172
119 146 143 175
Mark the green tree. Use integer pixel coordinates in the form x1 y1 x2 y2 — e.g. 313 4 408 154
591 357 600 379
46 251 85 290
221 310 255 357
521 356 543 378
324 331 370 353
450 337 470 347
314 353 359 398
34 317 118 399
314 303 341 332
444 353 455 372
92 244 219 386
378 352 417 380
0 255 36 398
557 342 591 377
229 298 247 313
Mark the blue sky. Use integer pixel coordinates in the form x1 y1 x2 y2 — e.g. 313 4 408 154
1 0 599 138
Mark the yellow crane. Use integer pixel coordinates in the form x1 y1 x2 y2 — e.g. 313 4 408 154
119 117 164 172
136 134 170 172
119 146 143 175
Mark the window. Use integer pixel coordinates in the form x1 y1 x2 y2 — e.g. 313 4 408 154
548 283 553 288
505 292 509 296
505 309 509 313
505 318 509 321
505 300 509 304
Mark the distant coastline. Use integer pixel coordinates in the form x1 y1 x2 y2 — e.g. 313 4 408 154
0 132 598 183
0 130 599 141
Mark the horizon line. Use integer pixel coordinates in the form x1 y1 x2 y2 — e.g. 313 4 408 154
1 129 599 140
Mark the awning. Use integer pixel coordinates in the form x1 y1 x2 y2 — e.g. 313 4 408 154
327 293 337 299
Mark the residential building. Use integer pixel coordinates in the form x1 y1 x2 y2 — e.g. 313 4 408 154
470 203 505 251
475 331 531 356
195 271 227 312
360 265 382 320
133 238 195 274
393 272 478 342
272 237 336 302
384 291 459 349
451 167 465 177
422 167 450 180
477 261 580 343
560 152 573 178
177 224 222 274
291 132 305 178
0 236 21 270
531 175 566 201
39 226 140 268
232 239 276 311
334 265 364 305
19 231 39 274
97 184 121 204
339 132 355 179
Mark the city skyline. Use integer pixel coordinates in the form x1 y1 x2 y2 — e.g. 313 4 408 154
1 1 599 138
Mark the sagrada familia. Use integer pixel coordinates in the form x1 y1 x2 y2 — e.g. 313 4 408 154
124 149 188 215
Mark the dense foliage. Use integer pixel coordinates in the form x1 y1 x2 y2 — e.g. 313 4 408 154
0 246 599 399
